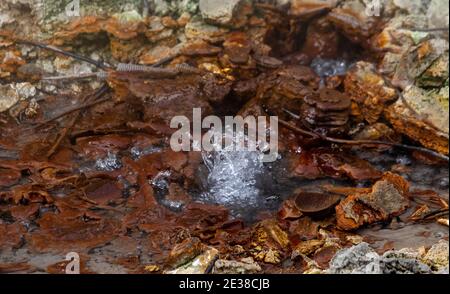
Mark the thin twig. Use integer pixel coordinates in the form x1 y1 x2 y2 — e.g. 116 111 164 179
422 208 449 221
46 84 109 158
41 72 100 81
15 39 110 70
278 119 449 162
36 96 111 127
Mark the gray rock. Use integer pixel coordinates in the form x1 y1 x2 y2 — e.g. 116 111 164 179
427 0 449 29
327 242 433 274
381 251 432 274
392 38 449 89
422 240 449 271
388 84 449 135
0 83 37 113
384 36 448 154
199 0 242 25
0 84 19 113
327 243 383 274
359 180 409 216
153 0 170 15
393 0 428 14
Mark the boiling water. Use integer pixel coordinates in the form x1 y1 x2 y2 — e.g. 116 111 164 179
195 129 291 220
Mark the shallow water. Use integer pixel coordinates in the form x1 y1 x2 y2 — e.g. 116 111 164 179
194 128 287 220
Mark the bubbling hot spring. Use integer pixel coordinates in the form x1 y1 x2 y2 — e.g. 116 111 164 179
193 59 353 220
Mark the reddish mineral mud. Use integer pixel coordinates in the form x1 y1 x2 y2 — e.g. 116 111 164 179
0 0 448 274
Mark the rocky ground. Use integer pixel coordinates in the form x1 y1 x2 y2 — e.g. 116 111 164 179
0 0 448 274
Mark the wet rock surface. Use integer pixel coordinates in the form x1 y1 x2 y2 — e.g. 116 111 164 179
336 172 410 230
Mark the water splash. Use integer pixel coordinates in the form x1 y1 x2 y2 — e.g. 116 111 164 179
196 129 282 219
151 170 171 190
130 145 163 160
199 150 264 217
95 152 122 171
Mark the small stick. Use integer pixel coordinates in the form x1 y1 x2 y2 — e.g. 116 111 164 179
116 63 202 75
46 84 109 158
422 208 449 221
41 72 100 81
278 119 449 162
70 128 134 140
15 39 110 70
36 96 111 127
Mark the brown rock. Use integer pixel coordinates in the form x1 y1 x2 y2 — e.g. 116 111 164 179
291 148 382 181
180 40 222 56
384 85 449 155
260 219 290 249
289 0 337 20
294 192 341 218
254 65 320 120
0 262 32 274
336 172 410 230
223 32 252 65
327 0 379 46
301 88 351 135
352 123 401 146
146 16 174 43
29 213 119 253
10 203 40 221
313 244 340 269
185 21 229 43
0 167 21 187
166 237 205 268
0 223 25 250
140 45 174 65
288 217 320 241
292 239 325 256
344 61 397 124
107 72 214 126
301 16 341 59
